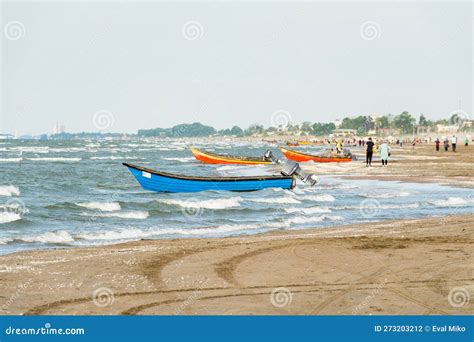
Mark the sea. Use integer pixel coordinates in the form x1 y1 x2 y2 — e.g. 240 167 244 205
1 138 473 255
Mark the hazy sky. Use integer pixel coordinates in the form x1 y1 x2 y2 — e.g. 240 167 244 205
1 1 472 134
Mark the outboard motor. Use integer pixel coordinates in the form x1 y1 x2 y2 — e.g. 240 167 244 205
281 160 319 186
264 150 318 186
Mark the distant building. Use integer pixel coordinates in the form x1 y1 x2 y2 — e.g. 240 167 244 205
378 128 400 136
436 124 458 133
460 121 473 131
332 119 342 128
53 123 66 135
0 134 14 140
333 128 357 136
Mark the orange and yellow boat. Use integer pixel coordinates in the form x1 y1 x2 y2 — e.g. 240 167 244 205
297 141 325 146
280 147 353 163
191 147 273 165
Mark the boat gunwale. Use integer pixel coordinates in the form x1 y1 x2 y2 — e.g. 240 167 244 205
191 147 272 164
280 147 352 160
122 162 292 182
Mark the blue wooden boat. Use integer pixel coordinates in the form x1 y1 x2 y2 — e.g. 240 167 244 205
123 163 295 193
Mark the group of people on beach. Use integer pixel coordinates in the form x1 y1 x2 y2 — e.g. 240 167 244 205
365 137 390 167
434 135 469 152
362 133 470 167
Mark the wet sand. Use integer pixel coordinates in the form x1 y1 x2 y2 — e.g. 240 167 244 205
302 144 474 188
1 214 472 315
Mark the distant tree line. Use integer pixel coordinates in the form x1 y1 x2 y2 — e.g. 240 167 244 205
134 112 470 138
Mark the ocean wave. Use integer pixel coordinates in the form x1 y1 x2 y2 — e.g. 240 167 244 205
77 223 267 241
249 197 301 204
90 156 125 160
284 206 332 214
0 212 22 224
76 202 121 212
216 164 265 172
0 237 13 244
0 185 20 197
161 157 194 162
96 211 149 219
285 215 344 225
9 146 49 153
158 197 243 210
19 231 74 244
360 191 411 199
301 194 336 202
429 197 474 207
331 203 420 210
0 158 22 163
26 157 81 162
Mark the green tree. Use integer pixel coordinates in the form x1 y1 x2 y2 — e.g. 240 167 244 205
393 111 416 134
419 114 428 126
376 116 390 129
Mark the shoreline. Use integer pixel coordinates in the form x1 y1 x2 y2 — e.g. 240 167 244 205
1 214 472 315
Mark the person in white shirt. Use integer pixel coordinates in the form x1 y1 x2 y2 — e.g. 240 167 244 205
451 135 457 152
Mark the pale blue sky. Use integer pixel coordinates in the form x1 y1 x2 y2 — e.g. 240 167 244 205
1 1 472 134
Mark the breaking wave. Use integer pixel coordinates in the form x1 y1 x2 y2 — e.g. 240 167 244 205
0 185 20 197
76 202 121 212
158 197 243 210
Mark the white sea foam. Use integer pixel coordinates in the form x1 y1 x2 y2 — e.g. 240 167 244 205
161 157 194 162
0 158 22 163
331 203 420 210
78 223 266 241
249 197 301 204
19 231 75 244
9 146 49 153
0 237 13 244
429 197 474 207
0 212 22 224
97 211 149 219
26 157 81 162
361 191 411 199
0 185 20 197
285 215 344 225
301 194 336 202
159 197 242 210
284 206 332 214
76 202 121 212
90 156 125 160
217 164 265 172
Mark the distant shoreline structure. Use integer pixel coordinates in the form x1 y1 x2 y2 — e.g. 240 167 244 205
2 111 472 140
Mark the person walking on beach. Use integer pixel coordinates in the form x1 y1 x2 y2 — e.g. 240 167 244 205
379 140 390 166
435 138 440 151
444 137 449 151
336 138 342 155
451 135 457 152
465 136 469 147
366 137 374 167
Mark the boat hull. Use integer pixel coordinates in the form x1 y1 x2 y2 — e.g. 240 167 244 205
280 147 352 163
191 148 272 165
123 163 294 193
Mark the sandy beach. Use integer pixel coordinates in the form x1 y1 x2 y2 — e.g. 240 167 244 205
301 144 474 188
1 143 473 316
0 214 472 315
